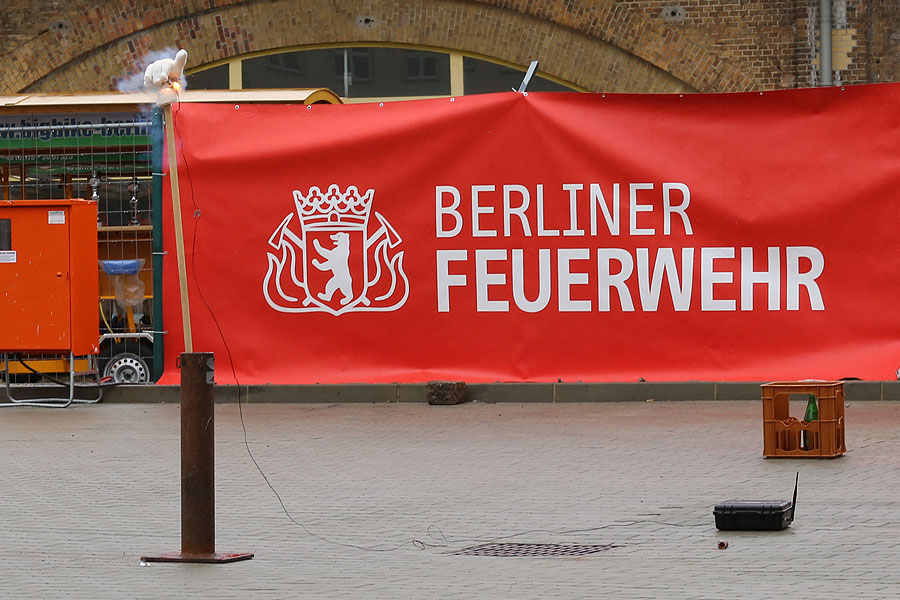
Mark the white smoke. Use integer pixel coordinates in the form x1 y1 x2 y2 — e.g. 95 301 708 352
115 47 188 93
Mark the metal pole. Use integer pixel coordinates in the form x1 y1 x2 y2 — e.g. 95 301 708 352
180 352 216 555
820 0 833 86
517 60 539 93
141 352 252 564
343 49 350 98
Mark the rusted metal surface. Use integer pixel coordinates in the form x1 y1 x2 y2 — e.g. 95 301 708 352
141 552 253 564
141 352 252 564
180 352 215 555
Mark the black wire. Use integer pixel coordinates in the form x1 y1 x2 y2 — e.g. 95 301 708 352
171 103 440 552
11 354 125 388
432 519 711 547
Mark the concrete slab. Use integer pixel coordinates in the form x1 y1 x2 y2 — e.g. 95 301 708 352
245 384 401 403
397 384 428 403
714 382 764 401
883 381 900 401
467 383 555 403
842 380 883 401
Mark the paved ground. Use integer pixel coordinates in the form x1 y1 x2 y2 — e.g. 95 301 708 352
0 399 898 599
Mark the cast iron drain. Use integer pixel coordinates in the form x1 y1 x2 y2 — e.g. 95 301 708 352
454 543 617 558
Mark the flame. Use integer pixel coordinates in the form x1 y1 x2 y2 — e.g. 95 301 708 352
171 81 182 92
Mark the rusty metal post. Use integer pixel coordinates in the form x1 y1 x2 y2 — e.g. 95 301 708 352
180 352 216 555
141 353 252 564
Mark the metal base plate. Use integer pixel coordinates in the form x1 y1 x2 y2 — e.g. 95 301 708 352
141 552 254 564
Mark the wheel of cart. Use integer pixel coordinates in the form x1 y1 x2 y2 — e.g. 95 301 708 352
99 334 154 384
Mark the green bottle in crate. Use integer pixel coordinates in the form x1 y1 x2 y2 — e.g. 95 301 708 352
801 393 818 450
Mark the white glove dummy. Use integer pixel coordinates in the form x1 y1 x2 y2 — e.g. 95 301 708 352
143 49 188 90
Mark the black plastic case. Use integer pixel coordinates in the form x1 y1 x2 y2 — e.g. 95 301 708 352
713 499 794 531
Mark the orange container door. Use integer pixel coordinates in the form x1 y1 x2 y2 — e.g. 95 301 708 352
0 206 72 351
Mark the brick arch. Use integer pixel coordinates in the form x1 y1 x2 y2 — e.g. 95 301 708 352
7 0 753 95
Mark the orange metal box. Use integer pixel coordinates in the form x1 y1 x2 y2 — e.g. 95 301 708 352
0 199 99 355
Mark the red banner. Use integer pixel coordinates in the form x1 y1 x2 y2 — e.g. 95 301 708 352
161 85 900 384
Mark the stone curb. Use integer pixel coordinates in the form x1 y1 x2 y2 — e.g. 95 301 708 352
87 381 900 403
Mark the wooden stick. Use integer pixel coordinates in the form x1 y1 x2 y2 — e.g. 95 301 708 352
62 173 72 199
164 102 193 353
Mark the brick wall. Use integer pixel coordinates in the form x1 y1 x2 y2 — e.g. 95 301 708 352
1 0 898 95
619 1 811 88
0 0 62 55
867 0 900 84
599 0 880 88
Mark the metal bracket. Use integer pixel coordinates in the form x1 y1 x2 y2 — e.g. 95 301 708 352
100 331 155 344
516 60 539 93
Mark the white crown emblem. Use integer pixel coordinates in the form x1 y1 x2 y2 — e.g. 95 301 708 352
293 185 373 231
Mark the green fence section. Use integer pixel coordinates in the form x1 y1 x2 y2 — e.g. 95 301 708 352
1 110 163 384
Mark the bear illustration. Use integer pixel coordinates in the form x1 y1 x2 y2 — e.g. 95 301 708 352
312 232 354 305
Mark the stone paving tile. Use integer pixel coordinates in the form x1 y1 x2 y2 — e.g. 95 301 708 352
0 400 898 599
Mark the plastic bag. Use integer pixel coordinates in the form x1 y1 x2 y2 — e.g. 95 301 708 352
100 259 146 310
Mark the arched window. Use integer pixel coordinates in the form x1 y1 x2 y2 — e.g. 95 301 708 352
186 44 582 101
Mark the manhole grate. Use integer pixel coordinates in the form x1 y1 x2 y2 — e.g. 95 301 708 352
453 543 617 558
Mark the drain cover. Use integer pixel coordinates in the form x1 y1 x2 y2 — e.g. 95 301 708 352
454 543 616 558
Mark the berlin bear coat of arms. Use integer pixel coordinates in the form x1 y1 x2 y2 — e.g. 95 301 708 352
263 185 409 315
